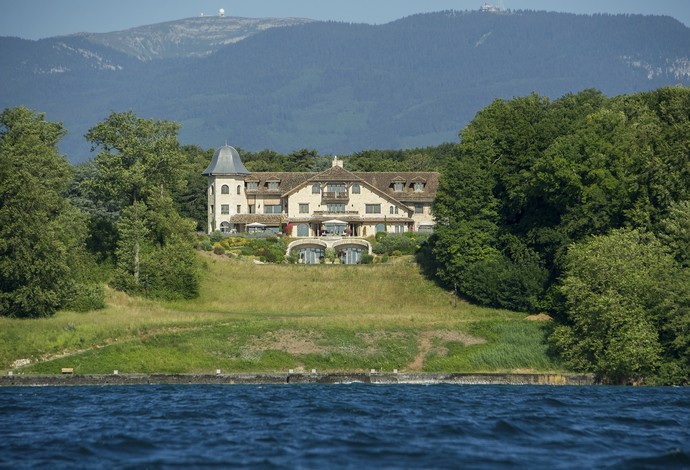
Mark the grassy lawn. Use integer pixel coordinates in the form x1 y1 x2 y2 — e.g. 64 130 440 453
0 254 564 374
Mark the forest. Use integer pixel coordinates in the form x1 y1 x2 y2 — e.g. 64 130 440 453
1 85 689 384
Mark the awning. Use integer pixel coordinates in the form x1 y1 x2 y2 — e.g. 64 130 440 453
322 219 347 225
246 222 266 227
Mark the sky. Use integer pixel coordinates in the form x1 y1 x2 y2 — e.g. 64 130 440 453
1 0 689 39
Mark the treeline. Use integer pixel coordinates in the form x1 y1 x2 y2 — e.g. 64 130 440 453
429 86 690 384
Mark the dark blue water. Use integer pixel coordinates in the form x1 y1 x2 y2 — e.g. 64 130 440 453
1 385 689 469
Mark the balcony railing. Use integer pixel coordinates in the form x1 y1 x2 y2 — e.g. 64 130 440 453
312 210 359 215
321 191 349 203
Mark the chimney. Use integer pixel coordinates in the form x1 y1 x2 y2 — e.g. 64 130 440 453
332 156 344 168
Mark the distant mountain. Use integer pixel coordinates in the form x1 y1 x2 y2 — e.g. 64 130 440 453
84 16 315 60
1 10 689 162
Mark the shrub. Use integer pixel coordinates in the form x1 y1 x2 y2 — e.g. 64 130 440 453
199 239 213 251
360 254 374 264
391 250 402 257
375 231 388 242
209 231 224 243
372 242 387 255
63 283 106 312
213 245 225 255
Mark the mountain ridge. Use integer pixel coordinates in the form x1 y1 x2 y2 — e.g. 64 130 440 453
1 10 689 162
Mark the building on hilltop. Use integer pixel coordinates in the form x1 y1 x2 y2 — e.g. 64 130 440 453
203 145 438 263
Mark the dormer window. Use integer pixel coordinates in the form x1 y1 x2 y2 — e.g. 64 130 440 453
267 181 280 191
247 182 258 191
394 182 404 192
414 182 425 192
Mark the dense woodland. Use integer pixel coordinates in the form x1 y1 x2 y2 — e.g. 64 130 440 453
430 86 690 384
1 85 689 384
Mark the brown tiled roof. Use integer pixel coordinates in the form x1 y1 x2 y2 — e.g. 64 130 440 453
241 168 439 204
245 172 316 196
354 172 439 203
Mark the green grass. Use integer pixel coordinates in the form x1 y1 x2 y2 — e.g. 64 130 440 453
1 254 565 374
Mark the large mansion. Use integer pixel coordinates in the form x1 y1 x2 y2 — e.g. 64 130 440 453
203 145 439 263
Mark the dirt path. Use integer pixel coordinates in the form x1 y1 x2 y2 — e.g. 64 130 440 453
405 331 487 372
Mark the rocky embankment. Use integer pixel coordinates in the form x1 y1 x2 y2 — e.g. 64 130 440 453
0 372 596 387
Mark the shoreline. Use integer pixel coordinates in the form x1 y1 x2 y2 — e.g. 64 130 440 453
0 372 596 387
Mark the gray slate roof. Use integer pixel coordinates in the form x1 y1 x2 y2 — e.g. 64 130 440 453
202 145 251 176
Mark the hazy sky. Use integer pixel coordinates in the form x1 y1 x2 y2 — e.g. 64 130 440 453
1 0 689 39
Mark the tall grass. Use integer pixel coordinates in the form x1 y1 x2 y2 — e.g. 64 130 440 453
1 254 564 374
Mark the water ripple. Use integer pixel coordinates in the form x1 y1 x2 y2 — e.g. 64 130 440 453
0 384 688 469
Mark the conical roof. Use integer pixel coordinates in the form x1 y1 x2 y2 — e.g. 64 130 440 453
202 145 250 176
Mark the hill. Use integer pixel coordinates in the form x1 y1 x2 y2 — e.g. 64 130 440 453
0 256 561 375
1 10 689 162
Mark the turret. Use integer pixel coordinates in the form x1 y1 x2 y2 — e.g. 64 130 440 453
203 145 251 234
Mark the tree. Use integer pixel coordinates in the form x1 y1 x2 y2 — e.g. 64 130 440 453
550 229 689 383
0 107 91 317
85 111 186 208
85 111 202 300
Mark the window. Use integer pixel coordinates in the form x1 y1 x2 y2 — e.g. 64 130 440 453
237 205 242 214
221 204 229 215
389 205 398 215
312 184 320 194
418 224 434 233
264 204 282 214
393 182 404 192
210 185 214 195
221 185 230 194
268 181 279 191
299 203 309 214
352 184 360 194
297 224 309 237
248 204 256 214
326 184 346 193
210 205 214 214
414 182 425 192
247 182 258 191
375 223 386 233
220 222 231 234
296 246 324 265
366 204 381 214
237 185 241 195
415 204 424 214
327 204 346 213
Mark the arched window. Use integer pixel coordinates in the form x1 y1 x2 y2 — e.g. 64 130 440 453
351 184 360 194
220 222 231 234
390 206 395 214
210 185 214 195
237 185 241 195
221 184 230 194
376 223 386 233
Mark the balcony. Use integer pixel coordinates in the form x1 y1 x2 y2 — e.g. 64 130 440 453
312 210 359 215
321 191 349 203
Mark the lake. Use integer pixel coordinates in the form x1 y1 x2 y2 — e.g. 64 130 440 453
1 384 688 468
